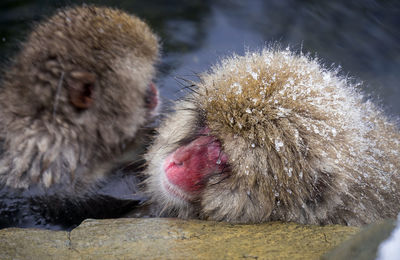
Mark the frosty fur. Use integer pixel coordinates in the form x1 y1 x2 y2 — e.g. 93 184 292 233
146 47 400 226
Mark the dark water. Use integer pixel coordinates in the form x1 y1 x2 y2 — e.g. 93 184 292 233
0 0 399 115
0 0 399 229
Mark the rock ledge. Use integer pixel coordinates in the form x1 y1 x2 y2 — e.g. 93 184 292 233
0 218 358 259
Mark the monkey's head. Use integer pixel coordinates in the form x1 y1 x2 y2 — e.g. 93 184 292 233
0 6 160 188
146 48 352 223
0 6 159 158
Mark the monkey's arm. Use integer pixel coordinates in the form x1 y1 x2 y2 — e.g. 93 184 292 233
0 163 148 230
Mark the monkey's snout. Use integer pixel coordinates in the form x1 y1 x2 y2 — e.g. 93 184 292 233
163 135 229 194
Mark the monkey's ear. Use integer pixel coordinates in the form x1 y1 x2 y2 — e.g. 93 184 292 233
67 71 96 109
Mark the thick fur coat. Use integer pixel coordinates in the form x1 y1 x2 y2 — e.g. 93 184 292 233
0 6 159 229
145 48 400 226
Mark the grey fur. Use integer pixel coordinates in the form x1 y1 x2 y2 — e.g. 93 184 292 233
145 48 400 226
0 6 159 192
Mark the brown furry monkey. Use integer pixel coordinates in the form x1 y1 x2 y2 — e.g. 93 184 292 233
0 5 159 229
145 47 400 226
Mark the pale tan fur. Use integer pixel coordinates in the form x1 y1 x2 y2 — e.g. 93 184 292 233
0 6 159 190
145 47 400 226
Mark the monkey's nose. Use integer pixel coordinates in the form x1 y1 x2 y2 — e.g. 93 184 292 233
145 82 158 110
171 146 190 167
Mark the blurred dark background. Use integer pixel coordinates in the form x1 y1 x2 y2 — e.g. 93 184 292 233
0 0 399 115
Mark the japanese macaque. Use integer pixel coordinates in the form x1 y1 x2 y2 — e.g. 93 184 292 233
0 6 159 228
144 48 400 226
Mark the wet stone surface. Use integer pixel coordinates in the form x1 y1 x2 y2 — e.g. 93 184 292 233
323 219 396 260
0 218 359 259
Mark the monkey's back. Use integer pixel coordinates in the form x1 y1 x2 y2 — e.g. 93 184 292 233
195 48 400 225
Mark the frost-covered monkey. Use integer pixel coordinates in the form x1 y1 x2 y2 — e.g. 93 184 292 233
145 48 400 226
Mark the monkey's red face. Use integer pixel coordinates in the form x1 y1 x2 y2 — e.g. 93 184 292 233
162 133 229 202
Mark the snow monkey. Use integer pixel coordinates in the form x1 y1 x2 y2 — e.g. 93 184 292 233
144 47 400 226
0 5 159 228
